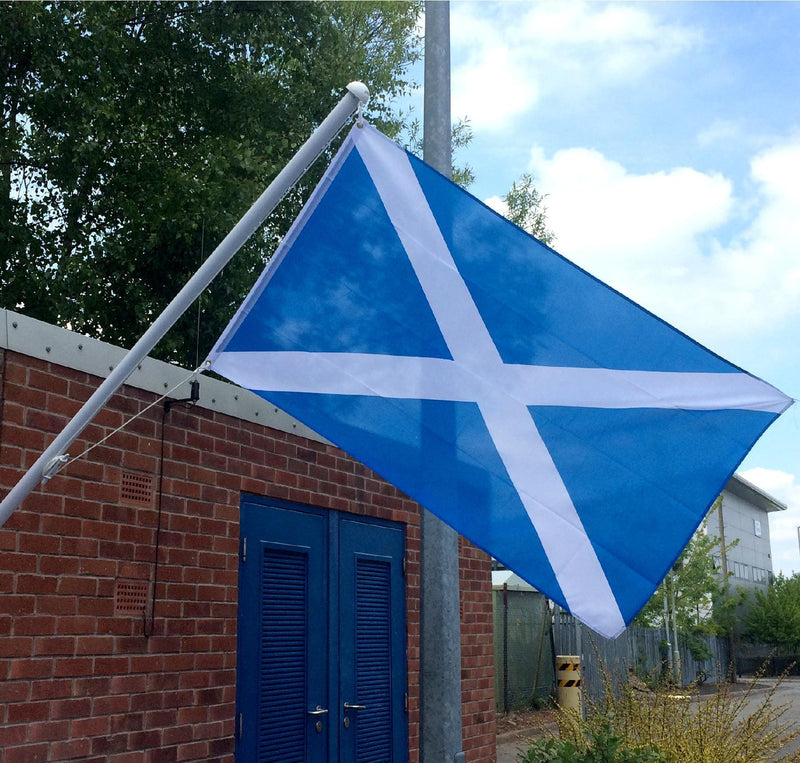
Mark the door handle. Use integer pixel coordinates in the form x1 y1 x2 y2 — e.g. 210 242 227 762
308 706 329 716
343 702 367 711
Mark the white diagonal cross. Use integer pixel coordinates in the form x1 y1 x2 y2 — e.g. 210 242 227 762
211 127 788 636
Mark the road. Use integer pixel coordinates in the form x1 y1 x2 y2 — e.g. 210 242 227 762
496 677 800 763
736 677 800 758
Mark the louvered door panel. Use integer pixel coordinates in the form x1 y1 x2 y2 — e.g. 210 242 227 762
355 558 393 761
340 516 408 763
258 548 308 760
237 500 328 763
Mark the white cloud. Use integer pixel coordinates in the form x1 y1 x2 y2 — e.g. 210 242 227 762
450 2 700 130
483 195 508 217
697 119 743 148
451 43 539 126
741 468 800 577
521 138 800 348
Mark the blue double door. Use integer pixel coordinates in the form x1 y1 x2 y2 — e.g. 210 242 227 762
237 497 408 762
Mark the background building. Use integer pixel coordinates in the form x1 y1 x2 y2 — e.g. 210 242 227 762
709 474 785 594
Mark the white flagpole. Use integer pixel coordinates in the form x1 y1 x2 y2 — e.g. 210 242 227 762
0 82 369 528
419 3 465 762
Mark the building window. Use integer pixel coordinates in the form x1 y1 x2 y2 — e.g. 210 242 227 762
754 519 762 537
733 562 750 580
752 567 769 585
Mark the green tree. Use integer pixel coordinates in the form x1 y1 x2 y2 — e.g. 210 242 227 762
634 498 742 660
402 114 476 188
1 1 422 366
502 172 555 245
743 573 800 654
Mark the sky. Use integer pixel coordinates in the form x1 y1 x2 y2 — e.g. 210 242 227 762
405 1 800 575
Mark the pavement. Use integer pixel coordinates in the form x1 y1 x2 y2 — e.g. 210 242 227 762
496 720 556 763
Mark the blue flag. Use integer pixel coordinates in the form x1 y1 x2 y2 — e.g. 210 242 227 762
206 123 792 638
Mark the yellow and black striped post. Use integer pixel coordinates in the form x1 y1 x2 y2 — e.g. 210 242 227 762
556 655 582 712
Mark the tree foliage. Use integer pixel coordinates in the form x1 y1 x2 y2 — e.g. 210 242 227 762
502 172 555 245
402 114 476 188
743 573 800 654
1 1 422 366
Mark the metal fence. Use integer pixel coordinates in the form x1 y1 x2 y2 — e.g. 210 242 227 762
493 591 731 711
735 643 800 677
493 589 554 712
551 610 730 703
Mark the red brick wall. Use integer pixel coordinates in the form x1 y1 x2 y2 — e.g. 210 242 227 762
0 349 495 763
460 538 497 761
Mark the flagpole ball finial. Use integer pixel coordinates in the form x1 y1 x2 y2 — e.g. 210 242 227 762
346 81 370 105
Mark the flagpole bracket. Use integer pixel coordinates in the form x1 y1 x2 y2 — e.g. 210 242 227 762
42 454 70 482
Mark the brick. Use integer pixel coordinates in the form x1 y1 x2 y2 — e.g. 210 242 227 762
17 531 58 555
0 724 28 748
53 656 94 677
8 657 53 680
80 556 119 576
56 615 96 634
50 738 93 760
99 539 136 560
12 614 57 636
76 635 115 655
36 594 78 615
209 736 234 756
146 745 179 763
129 729 163 749
0 680 30 703
110 673 146 694
0 636 33 658
77 595 114 617
145 707 179 730
110 711 144 733
30 677 73 700
4 743 50 763
108 753 148 763
82 518 120 540
15 573 60 595
71 714 111 737
27 718 71 742
3 594 35 615
4 422 47 452
95 656 130 675
130 654 164 673
176 704 206 724
59 535 100 557
63 495 102 520
82 480 121 503
8 699 50 723
93 694 131 715
33 635 75 655
74 675 112 696
91 733 129 755
40 514 83 537
177 741 209 761
50 696 92 719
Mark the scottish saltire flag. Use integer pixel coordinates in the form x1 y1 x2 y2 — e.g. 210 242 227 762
206 122 792 638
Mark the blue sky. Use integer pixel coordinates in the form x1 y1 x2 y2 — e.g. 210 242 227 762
405 1 800 574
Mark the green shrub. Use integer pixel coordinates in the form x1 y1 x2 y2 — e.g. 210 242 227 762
519 668 800 762
518 721 665 761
